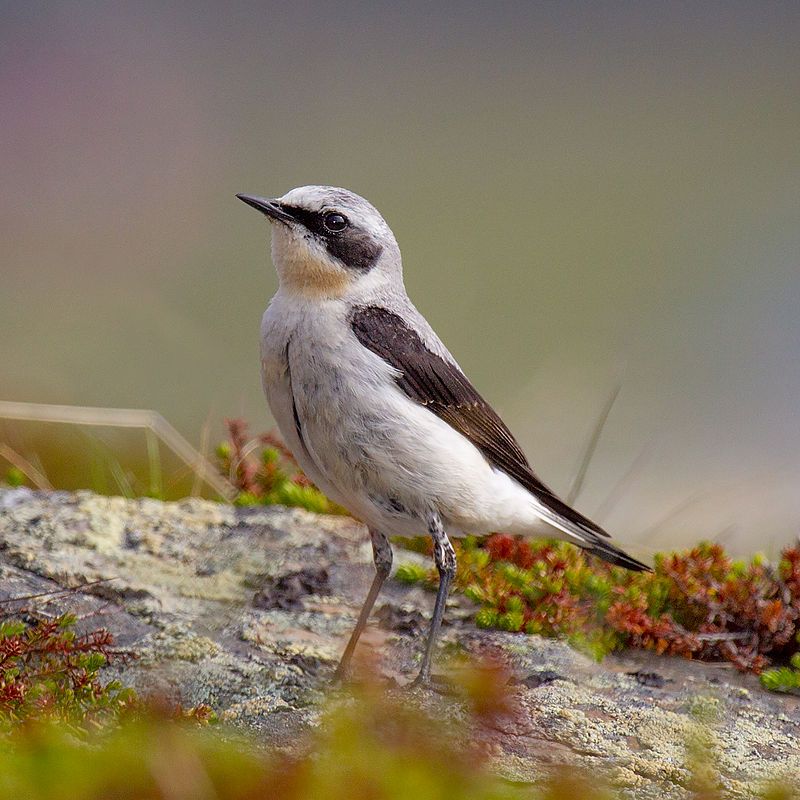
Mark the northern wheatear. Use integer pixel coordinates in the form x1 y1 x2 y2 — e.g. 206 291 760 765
237 186 649 686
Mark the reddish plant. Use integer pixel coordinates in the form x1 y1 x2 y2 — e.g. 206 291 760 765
605 544 798 671
451 535 800 674
0 613 135 731
216 419 339 513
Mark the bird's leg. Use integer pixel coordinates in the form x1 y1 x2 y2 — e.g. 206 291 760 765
411 512 455 687
332 527 393 683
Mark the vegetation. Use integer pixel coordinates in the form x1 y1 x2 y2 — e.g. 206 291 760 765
0 401 234 501
5 418 800 691
4 466 26 488
216 418 344 514
395 534 800 683
0 655 795 800
0 610 215 737
215 420 800 687
761 632 800 692
1 419 799 796
215 420 800 688
0 612 135 735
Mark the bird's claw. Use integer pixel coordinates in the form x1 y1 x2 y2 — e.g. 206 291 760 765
406 672 450 693
330 664 351 687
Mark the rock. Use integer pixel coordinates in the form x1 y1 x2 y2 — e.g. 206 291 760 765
0 488 798 798
515 669 564 689
627 670 669 689
374 602 426 636
252 567 332 611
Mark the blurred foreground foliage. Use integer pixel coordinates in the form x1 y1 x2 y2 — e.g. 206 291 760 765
0 649 796 800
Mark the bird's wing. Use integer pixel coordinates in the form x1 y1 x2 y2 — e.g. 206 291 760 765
349 305 612 542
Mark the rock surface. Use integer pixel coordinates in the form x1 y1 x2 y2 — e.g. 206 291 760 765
0 488 798 797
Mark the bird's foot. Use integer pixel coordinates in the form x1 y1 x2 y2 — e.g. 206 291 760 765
330 655 355 687
406 671 451 694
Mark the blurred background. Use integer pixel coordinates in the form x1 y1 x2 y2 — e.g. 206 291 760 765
1 1 798 555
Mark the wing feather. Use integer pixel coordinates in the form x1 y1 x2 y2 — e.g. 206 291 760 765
349 305 611 541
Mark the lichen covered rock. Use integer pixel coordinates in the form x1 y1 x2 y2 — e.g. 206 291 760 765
0 488 798 798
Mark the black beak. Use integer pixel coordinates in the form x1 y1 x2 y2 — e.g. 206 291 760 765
236 194 295 223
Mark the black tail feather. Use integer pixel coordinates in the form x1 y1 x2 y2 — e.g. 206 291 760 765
585 539 651 572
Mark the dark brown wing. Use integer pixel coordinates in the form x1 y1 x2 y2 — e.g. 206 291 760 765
349 305 611 541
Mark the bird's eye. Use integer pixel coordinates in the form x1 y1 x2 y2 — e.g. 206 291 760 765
323 212 348 232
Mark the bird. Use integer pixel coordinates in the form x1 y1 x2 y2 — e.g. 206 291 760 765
237 185 650 687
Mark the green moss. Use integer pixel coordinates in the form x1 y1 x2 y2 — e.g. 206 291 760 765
475 608 500 629
217 420 347 514
234 491 261 506
4 467 25 487
267 480 332 514
761 638 800 692
394 562 431 585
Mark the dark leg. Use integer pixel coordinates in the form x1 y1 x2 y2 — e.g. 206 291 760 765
411 512 456 687
333 528 393 682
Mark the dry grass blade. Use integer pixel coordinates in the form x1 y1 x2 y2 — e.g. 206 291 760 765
0 442 53 490
566 381 622 506
0 400 235 501
191 414 213 498
0 578 119 614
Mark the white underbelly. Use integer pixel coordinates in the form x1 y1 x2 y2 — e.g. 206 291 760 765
286 375 551 538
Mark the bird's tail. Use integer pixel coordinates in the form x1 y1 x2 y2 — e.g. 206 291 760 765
582 536 651 572
532 500 651 572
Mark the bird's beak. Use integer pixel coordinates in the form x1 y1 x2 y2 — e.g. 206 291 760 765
236 194 295 224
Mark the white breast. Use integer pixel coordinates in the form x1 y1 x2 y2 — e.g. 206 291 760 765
259 294 355 512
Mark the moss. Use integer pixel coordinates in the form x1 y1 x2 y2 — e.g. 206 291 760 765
394 562 432 585
4 467 26 488
217 420 346 514
760 639 800 692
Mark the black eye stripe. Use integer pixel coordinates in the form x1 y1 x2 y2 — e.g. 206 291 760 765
325 234 383 273
276 204 324 233
277 203 382 272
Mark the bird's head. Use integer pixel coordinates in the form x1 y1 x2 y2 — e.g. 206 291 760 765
237 185 401 299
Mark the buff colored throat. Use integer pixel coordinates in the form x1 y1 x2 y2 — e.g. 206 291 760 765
272 228 352 298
